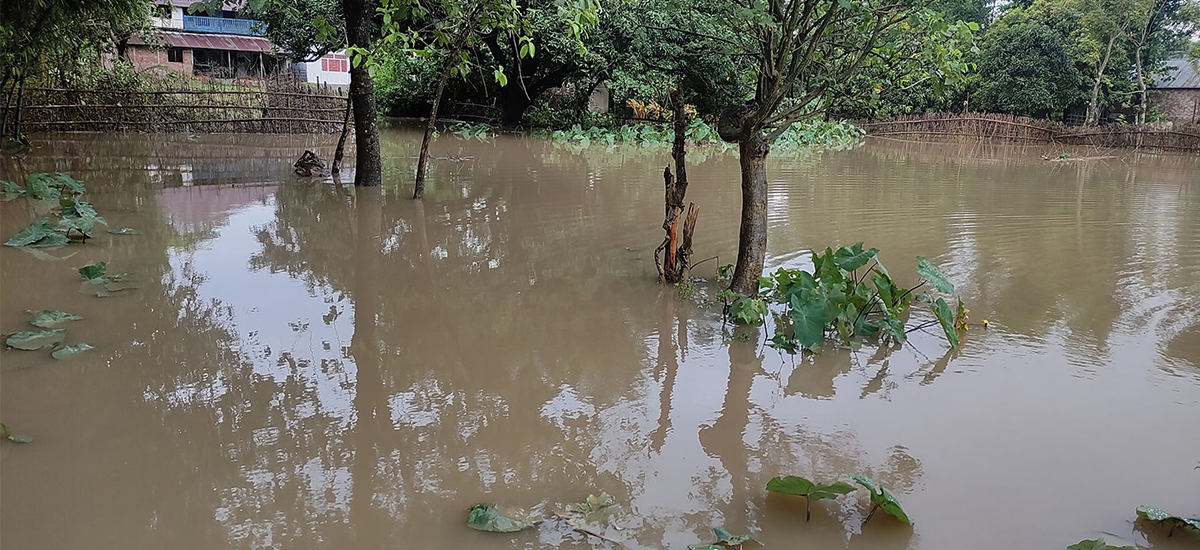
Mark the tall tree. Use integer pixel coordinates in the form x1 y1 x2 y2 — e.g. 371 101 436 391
1080 0 1138 126
704 0 974 295
343 0 383 185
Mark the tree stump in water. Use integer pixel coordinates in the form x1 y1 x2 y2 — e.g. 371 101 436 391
294 150 328 177
654 89 698 284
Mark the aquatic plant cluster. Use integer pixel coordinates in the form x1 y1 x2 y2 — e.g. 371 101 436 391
718 244 969 352
447 118 866 151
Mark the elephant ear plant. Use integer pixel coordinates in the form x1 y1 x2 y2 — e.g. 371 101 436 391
850 474 912 525
766 476 855 521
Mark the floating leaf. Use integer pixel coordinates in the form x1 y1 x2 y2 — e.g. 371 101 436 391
0 423 33 444
916 257 954 294
767 476 856 520
29 310 83 328
6 329 66 350
1136 506 1200 532
689 527 760 549
834 243 878 272
4 218 69 248
79 262 108 281
850 474 911 525
1067 538 1136 550
2 180 25 195
559 492 627 534
51 343 94 359
108 227 141 235
931 297 960 348
466 504 537 533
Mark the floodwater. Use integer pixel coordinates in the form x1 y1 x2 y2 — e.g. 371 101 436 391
1 129 1198 550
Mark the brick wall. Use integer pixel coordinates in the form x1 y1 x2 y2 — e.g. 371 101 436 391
1150 89 1200 125
126 45 193 76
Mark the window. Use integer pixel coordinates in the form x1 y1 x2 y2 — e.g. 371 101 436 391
168 48 184 63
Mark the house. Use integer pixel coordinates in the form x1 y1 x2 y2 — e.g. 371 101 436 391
298 52 351 87
1150 57 1200 125
124 0 282 78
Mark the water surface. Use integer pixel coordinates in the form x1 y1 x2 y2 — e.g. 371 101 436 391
2 130 1199 550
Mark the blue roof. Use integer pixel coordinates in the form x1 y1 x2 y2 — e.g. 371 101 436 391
1154 57 1200 89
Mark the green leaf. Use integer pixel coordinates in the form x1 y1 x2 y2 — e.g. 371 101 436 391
559 492 626 533
1 180 25 194
1136 506 1200 532
916 256 954 294
1066 538 1136 550
51 343 94 359
55 173 85 195
880 316 906 344
789 293 828 350
833 243 878 272
850 474 911 525
29 310 83 328
767 475 855 520
466 504 537 532
931 297 959 348
26 174 60 201
59 200 107 234
0 424 33 443
79 262 107 281
5 219 69 248
689 527 760 549
5 329 66 350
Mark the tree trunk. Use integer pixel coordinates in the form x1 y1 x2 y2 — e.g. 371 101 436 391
729 131 769 296
414 16 478 200
1086 30 1121 127
342 0 381 186
654 89 698 284
500 89 534 130
12 76 24 141
332 95 353 173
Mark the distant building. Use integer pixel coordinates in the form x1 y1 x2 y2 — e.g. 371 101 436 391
300 52 351 87
1151 57 1200 125
124 0 282 78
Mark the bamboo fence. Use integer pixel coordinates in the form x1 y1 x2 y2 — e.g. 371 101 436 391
862 112 1200 153
4 74 349 134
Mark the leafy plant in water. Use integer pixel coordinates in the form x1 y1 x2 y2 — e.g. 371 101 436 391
1066 539 1135 550
766 475 855 521
2 179 26 196
466 504 538 533
29 310 83 328
850 474 911 525
556 492 627 541
5 329 67 350
78 262 130 297
4 218 71 248
758 244 967 352
51 343 94 359
0 423 33 443
725 291 768 326
451 122 494 141
1136 506 1200 533
689 527 760 549
58 197 108 239
4 174 107 246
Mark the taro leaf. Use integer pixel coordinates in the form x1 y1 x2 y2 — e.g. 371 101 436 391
789 293 828 350
1067 538 1136 550
108 227 141 235
0 423 33 444
466 504 537 533
560 492 626 533
915 257 954 294
55 173 86 194
59 200 107 234
881 316 906 344
26 173 60 201
931 297 960 348
51 343 94 359
6 329 66 350
767 476 855 521
834 243 878 272
850 474 912 525
79 262 107 281
689 527 760 549
1136 506 1200 532
4 218 69 248
29 310 83 328
2 179 25 195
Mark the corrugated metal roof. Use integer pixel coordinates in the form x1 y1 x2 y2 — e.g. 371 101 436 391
1153 57 1200 89
129 31 273 53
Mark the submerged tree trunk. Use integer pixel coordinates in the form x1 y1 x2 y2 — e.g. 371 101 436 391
414 12 479 200
342 0 381 186
332 95 353 173
11 76 25 141
654 89 699 284
729 132 769 296
500 91 535 130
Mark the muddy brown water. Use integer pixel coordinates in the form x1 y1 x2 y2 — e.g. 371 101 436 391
2 129 1199 550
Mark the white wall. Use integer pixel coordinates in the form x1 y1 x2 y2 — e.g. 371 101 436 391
151 5 184 30
304 52 351 86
